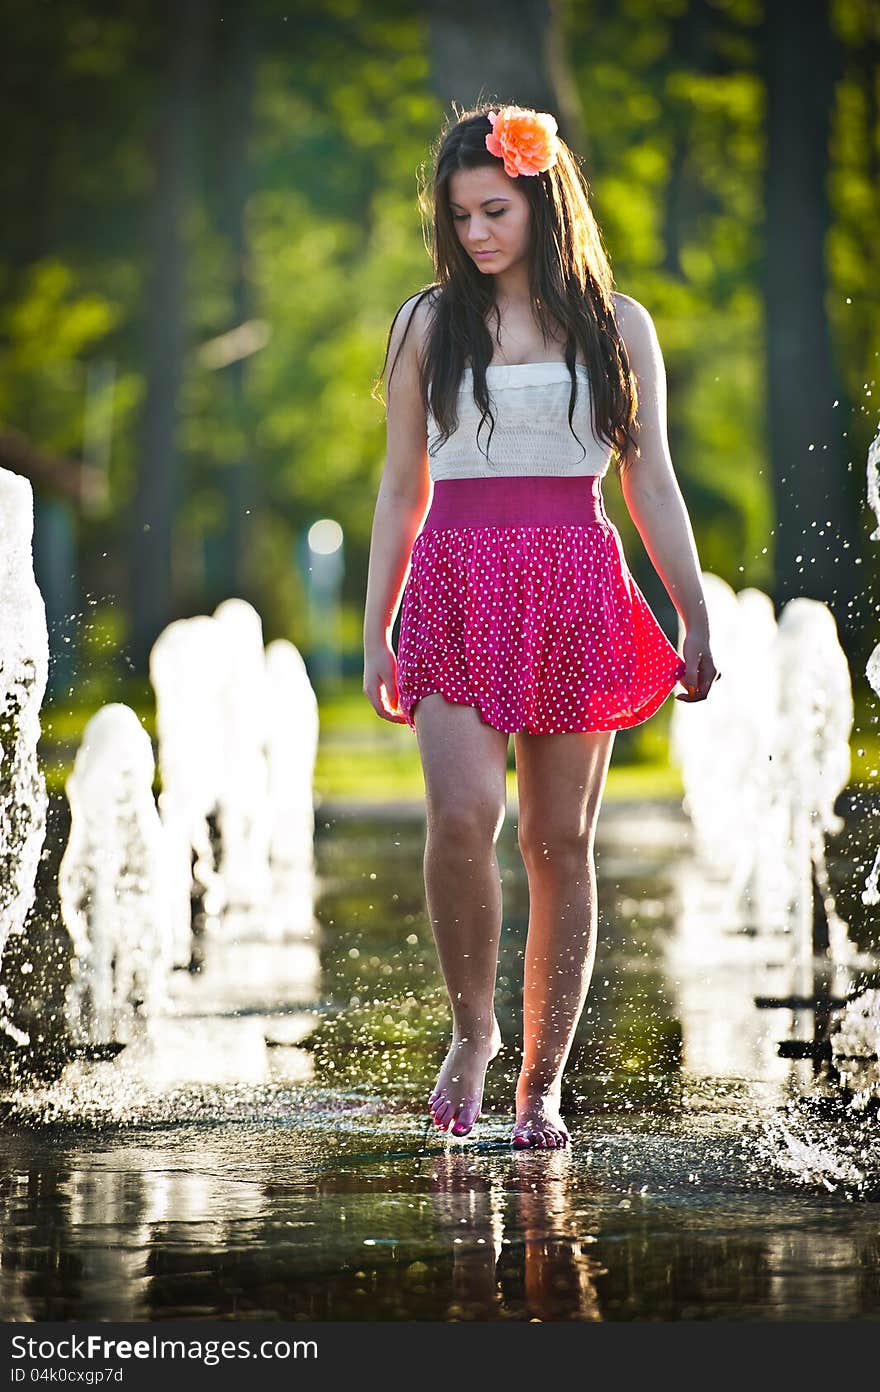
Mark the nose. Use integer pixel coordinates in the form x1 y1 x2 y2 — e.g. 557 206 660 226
468 222 492 246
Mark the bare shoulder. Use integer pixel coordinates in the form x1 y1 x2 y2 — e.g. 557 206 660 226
611 291 658 346
388 285 440 371
611 292 663 377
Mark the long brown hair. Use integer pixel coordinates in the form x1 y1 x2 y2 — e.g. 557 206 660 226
377 101 640 477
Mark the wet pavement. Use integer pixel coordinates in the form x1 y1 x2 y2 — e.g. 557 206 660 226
1 799 878 1321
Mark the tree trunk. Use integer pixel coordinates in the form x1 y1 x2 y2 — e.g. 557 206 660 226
130 0 207 673
762 0 859 632
661 0 716 280
213 4 259 606
423 0 584 151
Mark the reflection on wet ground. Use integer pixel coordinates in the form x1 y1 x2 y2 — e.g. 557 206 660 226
1 800 878 1321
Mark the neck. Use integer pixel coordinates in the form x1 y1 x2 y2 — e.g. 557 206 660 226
493 261 532 305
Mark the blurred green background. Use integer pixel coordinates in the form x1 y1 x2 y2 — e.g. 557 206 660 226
1 0 877 803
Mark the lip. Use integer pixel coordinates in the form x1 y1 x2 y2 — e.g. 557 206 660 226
473 251 497 259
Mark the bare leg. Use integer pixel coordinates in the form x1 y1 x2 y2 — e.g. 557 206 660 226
414 694 510 1137
512 727 616 1148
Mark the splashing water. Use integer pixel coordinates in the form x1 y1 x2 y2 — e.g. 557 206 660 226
264 638 320 939
867 422 880 543
774 598 854 965
60 704 174 1045
830 989 880 1112
753 422 880 1183
669 575 777 897
669 574 855 966
808 423 880 1116
862 424 880 907
0 470 49 1046
150 613 231 964
755 1108 871 1194
150 601 320 954
208 599 275 924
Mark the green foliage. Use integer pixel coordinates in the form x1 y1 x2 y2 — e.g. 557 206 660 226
0 259 131 455
1 0 875 709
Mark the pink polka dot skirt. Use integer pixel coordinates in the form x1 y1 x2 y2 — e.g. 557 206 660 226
395 475 686 735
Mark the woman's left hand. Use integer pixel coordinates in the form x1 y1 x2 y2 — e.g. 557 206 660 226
675 629 721 702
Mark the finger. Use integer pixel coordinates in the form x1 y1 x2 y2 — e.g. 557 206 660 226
384 671 402 703
366 678 410 724
693 652 706 697
702 663 721 696
381 710 409 725
381 689 405 719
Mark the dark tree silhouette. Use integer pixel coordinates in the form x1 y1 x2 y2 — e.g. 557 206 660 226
762 0 860 633
424 0 584 150
130 0 208 671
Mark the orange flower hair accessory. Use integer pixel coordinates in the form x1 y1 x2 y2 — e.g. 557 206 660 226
485 106 559 177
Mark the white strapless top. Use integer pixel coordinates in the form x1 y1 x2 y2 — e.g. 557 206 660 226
426 361 613 481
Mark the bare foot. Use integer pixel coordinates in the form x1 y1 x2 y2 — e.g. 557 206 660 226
512 1087 571 1149
429 1018 503 1138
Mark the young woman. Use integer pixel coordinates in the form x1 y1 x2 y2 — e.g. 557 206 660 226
362 104 720 1149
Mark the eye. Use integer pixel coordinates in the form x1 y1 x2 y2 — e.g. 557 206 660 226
451 209 506 221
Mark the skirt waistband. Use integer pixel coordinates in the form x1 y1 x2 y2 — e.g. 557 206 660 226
419 474 610 532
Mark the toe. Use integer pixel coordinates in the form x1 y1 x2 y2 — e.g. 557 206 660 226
512 1123 540 1149
435 1099 456 1129
451 1098 479 1136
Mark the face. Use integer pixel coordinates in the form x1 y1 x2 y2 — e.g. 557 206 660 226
447 165 531 275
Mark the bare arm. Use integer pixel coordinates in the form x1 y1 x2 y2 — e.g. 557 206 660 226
613 292 720 701
362 291 434 721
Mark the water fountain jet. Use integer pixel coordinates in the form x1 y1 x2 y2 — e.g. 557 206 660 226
0 470 49 1048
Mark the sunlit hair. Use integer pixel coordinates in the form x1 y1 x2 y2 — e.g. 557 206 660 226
376 101 640 477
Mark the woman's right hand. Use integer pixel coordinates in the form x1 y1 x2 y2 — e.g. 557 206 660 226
363 640 410 725
674 626 721 703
